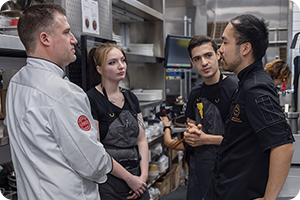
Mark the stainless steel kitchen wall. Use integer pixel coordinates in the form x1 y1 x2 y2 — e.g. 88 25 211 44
164 0 291 95
49 0 112 40
165 0 289 52
208 0 288 27
208 0 290 66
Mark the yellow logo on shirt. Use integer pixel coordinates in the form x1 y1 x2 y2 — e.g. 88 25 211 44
197 102 203 119
231 104 242 123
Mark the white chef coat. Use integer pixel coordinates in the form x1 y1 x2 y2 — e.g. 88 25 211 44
5 57 112 200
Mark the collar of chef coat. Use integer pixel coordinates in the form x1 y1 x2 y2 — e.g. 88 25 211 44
26 57 67 79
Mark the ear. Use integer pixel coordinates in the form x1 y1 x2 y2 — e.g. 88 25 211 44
216 50 221 60
39 32 51 47
241 42 252 56
96 65 102 75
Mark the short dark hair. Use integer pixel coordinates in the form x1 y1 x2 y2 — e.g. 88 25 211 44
230 14 269 62
187 35 218 58
17 3 66 54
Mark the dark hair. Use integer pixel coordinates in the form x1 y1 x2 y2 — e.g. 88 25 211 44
87 42 127 90
230 14 269 62
265 59 291 84
17 3 66 54
187 35 218 58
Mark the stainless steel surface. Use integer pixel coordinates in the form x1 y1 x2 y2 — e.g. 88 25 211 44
0 57 25 71
287 112 299 134
291 134 300 164
287 112 299 118
48 0 112 40
172 127 186 133
0 34 25 51
207 0 288 27
112 0 164 21
164 0 290 96
207 0 289 64
0 26 18 36
127 63 165 94
278 164 300 198
279 92 295 111
112 1 165 56
113 1 166 98
0 0 33 18
0 137 11 165
125 52 163 64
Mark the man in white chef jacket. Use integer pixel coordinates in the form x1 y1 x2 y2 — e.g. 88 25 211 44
4 3 147 200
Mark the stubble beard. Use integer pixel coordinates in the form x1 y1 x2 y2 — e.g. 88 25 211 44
222 46 242 73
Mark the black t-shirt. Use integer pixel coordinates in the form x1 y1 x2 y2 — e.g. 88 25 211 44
185 75 238 123
87 87 141 141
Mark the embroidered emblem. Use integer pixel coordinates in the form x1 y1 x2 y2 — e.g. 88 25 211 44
197 102 203 119
231 104 242 123
77 115 91 131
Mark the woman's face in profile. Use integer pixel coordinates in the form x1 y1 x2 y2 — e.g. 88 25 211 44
273 78 283 87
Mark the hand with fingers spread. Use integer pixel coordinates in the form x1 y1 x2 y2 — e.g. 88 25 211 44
160 116 185 151
160 116 171 127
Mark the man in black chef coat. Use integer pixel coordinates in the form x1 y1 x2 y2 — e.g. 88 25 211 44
202 13 295 200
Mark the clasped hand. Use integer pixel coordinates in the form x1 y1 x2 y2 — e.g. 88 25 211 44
126 175 147 199
184 123 207 147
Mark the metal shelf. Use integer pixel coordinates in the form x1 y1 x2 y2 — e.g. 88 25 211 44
147 167 169 188
112 0 164 21
125 52 164 64
0 34 25 52
147 134 163 147
139 99 165 110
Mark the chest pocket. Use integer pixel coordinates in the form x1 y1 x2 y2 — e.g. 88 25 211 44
255 95 282 125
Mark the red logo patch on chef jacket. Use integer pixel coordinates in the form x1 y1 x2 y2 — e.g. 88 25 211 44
77 115 91 131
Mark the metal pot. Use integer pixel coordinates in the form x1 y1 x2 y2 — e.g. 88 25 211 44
0 0 33 18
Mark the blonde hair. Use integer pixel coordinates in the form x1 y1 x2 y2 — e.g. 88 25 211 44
88 42 126 90
265 59 291 84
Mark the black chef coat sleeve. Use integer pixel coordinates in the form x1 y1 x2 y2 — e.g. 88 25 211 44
245 84 294 152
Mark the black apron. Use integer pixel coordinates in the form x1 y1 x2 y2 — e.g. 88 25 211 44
99 88 149 200
187 74 224 200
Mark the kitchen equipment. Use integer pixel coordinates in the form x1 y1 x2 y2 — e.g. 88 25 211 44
279 91 295 112
149 164 159 176
7 171 16 191
128 43 154 56
286 112 299 134
0 0 33 18
132 89 163 101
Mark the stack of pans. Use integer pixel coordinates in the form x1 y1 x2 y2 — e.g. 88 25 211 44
0 0 44 18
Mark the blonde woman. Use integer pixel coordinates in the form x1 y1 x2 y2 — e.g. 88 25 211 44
87 43 149 200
